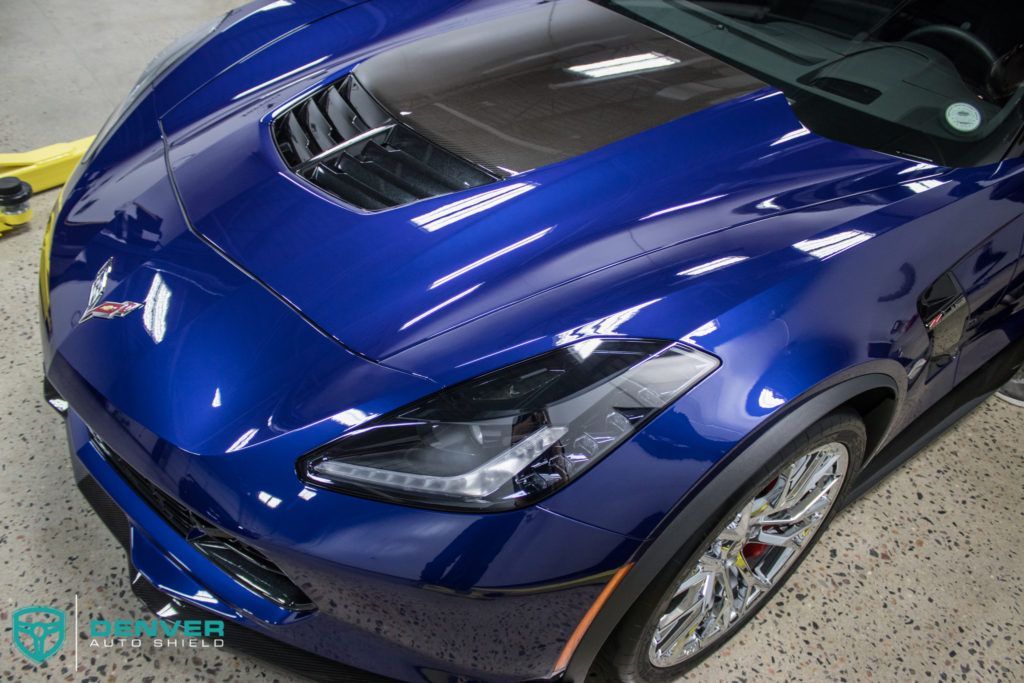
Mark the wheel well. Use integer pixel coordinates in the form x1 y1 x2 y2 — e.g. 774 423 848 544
564 374 899 681
838 387 897 457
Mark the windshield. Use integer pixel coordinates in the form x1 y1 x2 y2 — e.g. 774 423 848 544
597 0 1024 167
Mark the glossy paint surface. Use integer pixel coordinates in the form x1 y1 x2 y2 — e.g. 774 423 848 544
355 0 764 175
41 0 1024 680
150 0 365 116
164 2 949 363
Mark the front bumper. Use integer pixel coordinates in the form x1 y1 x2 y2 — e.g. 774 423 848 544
55 369 639 681
71 432 386 682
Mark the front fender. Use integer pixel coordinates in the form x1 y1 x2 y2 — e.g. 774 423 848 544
561 372 899 682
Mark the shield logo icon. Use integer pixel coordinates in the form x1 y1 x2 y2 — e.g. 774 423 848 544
12 606 66 664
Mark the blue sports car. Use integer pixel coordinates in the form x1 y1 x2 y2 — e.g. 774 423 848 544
39 0 1024 680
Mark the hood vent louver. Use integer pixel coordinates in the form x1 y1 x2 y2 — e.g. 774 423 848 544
273 75 497 211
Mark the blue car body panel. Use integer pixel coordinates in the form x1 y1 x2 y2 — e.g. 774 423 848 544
150 0 367 117
40 0 1024 680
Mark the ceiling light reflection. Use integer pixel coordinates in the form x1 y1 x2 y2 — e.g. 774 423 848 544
682 319 719 345
190 590 217 605
570 338 604 361
257 491 282 509
226 428 259 453
898 162 938 175
677 255 748 277
904 178 947 194
568 52 679 79
641 194 726 221
412 183 535 232
431 227 552 289
770 125 811 146
400 283 482 331
331 408 378 428
143 272 171 344
249 0 292 16
793 230 873 260
758 387 786 409
555 299 661 346
156 604 179 618
233 56 328 101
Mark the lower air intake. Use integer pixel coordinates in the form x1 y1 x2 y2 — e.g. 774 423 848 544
92 435 315 612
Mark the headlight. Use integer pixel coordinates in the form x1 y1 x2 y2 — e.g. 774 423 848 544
83 13 227 164
300 339 719 510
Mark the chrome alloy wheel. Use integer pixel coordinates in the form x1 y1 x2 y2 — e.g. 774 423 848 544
648 442 850 667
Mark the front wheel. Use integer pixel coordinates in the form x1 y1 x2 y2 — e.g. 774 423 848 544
596 410 866 682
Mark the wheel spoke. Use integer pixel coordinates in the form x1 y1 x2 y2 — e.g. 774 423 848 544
647 442 849 668
655 595 705 650
667 566 710 600
776 455 810 508
653 570 715 659
735 553 773 593
754 524 808 548
657 617 703 662
762 474 841 526
716 564 735 628
717 503 753 543
779 451 840 509
658 572 709 630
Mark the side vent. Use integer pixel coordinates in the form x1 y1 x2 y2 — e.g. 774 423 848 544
274 75 497 210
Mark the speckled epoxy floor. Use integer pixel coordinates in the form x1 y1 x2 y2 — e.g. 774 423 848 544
1 2 1023 682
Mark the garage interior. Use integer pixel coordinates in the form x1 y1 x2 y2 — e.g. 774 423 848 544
1 1 1021 681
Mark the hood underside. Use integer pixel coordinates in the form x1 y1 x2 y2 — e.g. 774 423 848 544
164 0 918 363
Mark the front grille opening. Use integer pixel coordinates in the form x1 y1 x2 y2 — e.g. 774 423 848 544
92 435 315 612
274 75 497 210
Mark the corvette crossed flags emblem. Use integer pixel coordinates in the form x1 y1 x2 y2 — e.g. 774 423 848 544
79 257 144 323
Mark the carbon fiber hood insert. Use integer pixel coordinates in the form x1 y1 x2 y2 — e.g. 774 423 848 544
354 0 765 176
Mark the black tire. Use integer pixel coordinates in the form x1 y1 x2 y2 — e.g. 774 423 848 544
593 410 867 682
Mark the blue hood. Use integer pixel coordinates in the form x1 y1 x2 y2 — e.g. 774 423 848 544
136 0 950 370
160 0 940 365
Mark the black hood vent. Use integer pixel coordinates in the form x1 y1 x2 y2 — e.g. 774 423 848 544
273 75 497 211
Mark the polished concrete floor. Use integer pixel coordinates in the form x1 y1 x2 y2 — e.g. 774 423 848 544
1 2 1022 681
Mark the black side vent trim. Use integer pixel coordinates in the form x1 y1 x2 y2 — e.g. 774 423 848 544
274 75 497 211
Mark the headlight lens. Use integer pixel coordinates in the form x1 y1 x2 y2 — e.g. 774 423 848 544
300 339 719 510
83 13 226 164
